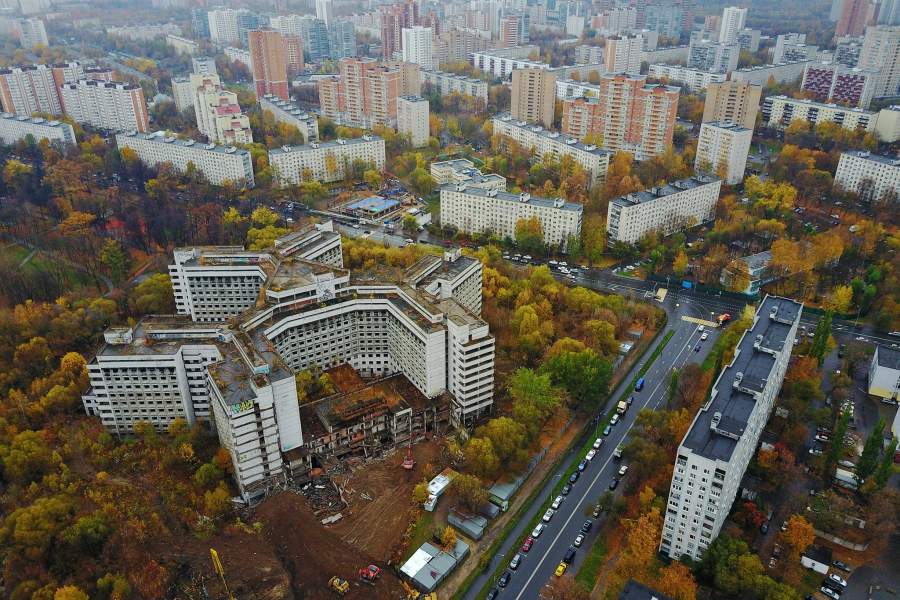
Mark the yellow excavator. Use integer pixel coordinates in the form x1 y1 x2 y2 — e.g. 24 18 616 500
328 576 350 595
402 581 437 599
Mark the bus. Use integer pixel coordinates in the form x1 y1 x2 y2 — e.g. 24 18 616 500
655 288 668 302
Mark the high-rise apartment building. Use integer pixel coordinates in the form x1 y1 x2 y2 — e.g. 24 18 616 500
17 18 47 48
0 64 64 116
835 35 864 66
192 56 217 76
329 20 357 60
510 68 556 128
605 34 643 75
878 0 900 24
688 41 740 73
718 6 747 44
381 0 418 60
834 150 900 202
500 13 530 47
772 33 816 63
694 121 752 184
317 58 420 128
859 25 900 97
836 0 877 37
269 135 386 185
171 78 195 112
116 131 255 188
301 17 332 62
397 95 430 147
432 28 495 66
422 70 489 102
248 29 290 100
591 7 638 35
491 115 612 186
561 74 679 160
316 0 334 25
401 26 434 69
702 80 761 130
191 8 210 38
643 3 682 39
59 80 149 132
660 296 802 561
606 175 722 244
207 8 247 46
191 73 253 145
801 61 879 108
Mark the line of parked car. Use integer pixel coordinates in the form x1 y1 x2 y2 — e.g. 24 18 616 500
486 434 629 598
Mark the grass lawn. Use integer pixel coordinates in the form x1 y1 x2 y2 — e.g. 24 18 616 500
404 510 436 561
574 535 608 590
0 243 91 290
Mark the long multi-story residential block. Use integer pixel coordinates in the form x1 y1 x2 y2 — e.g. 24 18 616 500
166 34 199 56
83 230 495 499
259 94 319 144
729 60 811 85
192 56 217 76
660 296 802 561
641 44 690 65
430 158 506 190
835 35 864 67
560 74 679 160
694 121 752 184
107 23 180 41
492 114 612 187
801 62 878 108
422 70 489 102
269 135 386 186
440 184 583 251
115 131 255 188
470 46 541 79
649 64 727 92
834 150 900 202
702 80 761 130
59 80 149 133
574 44 604 64
874 104 900 141
17 18 48 48
762 95 877 132
0 112 76 146
607 175 722 244
772 33 814 63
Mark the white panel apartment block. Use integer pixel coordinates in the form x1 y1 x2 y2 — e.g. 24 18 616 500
607 176 722 244
661 296 801 560
0 113 76 146
269 135 386 186
116 131 255 188
440 184 583 251
834 150 900 202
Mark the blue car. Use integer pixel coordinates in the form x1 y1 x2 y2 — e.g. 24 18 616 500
603 425 612 436
635 378 645 391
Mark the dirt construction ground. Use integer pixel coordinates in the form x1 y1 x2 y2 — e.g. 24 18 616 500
331 439 448 562
253 492 408 599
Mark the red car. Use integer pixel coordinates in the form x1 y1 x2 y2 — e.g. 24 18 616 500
521 537 534 553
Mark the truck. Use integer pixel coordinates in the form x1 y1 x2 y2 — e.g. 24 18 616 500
655 288 668 302
616 400 628 414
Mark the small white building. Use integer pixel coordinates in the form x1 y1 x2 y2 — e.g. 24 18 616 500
868 345 900 405
0 112 76 146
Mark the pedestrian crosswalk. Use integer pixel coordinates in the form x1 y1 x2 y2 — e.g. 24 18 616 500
681 316 720 328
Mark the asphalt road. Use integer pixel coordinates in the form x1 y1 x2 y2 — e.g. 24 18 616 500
462 272 726 600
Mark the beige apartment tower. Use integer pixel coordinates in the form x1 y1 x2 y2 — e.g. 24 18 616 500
511 68 556 129
702 80 762 130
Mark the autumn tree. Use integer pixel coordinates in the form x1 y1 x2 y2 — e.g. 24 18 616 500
781 515 815 560
130 273 175 314
452 473 488 511
509 368 561 439
542 348 612 410
856 417 886 485
656 561 698 600
540 576 590 600
477 417 527 467
412 480 430 504
464 437 500 478
440 525 457 550
515 216 545 255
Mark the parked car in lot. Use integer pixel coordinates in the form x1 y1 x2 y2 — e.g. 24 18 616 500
694 343 701 352
586 449 597 461
552 495 564 510
498 571 511 588
610 414 620 426
701 332 709 341
569 471 580 484
603 425 612 436
581 520 593 533
832 560 851 572
561 483 572 495
609 478 619 490
618 464 629 476
563 547 576 564
555 562 567 577
509 553 521 570
820 585 840 599
574 534 584 547
521 537 534 553
593 438 603 449
486 588 499 600
578 460 588 471
828 574 847 587
531 524 545 538
543 508 555 522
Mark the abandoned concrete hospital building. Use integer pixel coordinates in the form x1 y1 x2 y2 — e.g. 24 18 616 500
81 222 495 500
